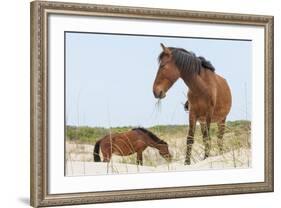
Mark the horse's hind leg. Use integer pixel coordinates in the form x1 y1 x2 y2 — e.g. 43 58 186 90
217 118 226 154
200 122 210 159
102 154 111 162
201 114 212 159
102 148 112 162
136 151 143 166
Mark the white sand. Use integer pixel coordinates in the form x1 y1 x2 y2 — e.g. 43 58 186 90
66 147 251 176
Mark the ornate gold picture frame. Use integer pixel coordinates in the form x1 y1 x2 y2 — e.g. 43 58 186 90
30 1 273 207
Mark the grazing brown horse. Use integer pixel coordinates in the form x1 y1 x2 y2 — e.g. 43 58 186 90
93 127 172 165
153 43 232 165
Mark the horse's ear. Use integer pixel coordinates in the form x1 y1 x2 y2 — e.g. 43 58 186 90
160 43 171 55
160 43 166 51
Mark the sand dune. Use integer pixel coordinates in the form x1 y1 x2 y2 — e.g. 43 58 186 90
66 147 251 176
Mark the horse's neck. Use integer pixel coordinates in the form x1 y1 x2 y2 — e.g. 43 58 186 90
147 139 160 149
181 70 209 95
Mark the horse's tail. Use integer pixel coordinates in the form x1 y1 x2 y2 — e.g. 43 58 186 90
93 140 101 162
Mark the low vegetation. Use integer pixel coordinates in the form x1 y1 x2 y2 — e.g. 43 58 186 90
66 120 251 148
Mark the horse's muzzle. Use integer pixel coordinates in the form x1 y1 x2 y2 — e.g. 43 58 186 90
165 154 172 162
153 89 166 99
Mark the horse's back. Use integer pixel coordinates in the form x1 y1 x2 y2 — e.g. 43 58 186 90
100 131 147 156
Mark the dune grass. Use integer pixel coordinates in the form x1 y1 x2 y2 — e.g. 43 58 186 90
66 120 251 169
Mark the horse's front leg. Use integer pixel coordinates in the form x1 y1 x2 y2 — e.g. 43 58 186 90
201 116 211 159
185 113 197 165
137 151 143 166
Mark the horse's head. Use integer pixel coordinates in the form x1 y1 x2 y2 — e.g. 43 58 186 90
153 43 180 99
157 143 172 162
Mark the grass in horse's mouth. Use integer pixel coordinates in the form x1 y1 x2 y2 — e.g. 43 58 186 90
155 98 162 112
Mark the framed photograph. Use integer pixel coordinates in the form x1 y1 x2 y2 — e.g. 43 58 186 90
30 1 274 207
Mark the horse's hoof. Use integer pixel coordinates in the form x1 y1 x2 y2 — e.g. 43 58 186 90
184 160 191 165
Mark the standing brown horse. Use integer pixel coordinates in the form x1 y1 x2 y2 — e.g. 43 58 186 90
93 127 172 165
153 43 232 165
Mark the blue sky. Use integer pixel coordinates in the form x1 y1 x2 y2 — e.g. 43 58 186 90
65 32 252 127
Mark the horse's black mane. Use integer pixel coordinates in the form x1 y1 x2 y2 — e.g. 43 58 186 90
132 127 167 144
158 47 215 74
